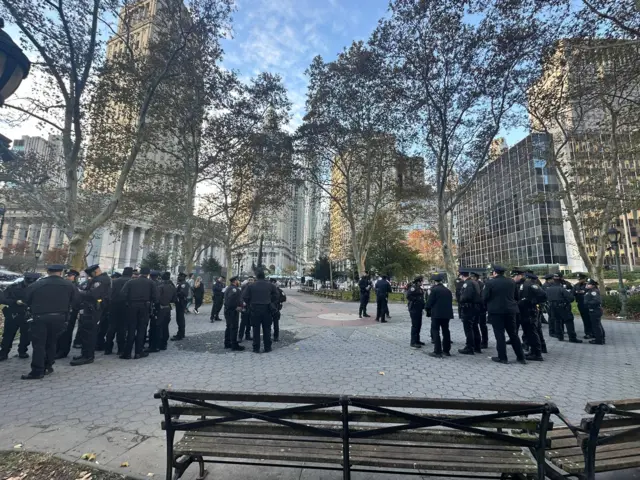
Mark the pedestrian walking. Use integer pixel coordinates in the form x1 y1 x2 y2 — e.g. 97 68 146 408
192 276 204 314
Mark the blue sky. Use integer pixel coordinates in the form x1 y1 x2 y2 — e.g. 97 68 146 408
3 0 527 147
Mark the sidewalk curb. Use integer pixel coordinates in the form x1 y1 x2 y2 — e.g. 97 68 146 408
0 449 149 480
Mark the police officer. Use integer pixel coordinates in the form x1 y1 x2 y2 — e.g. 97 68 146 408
239 277 254 342
425 273 453 358
56 269 81 359
172 272 189 341
104 266 132 355
210 276 225 322
270 278 286 342
120 266 158 359
406 276 426 348
514 270 547 361
155 271 177 350
375 275 392 323
546 274 582 343
223 276 245 351
242 269 279 353
573 273 593 339
71 264 111 366
457 269 482 355
527 272 548 354
585 279 605 345
0 272 40 361
541 274 554 329
22 265 78 379
358 272 373 318
482 265 526 364
470 270 488 349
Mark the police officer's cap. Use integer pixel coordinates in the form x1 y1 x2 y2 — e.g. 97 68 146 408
66 269 80 277
122 267 134 276
511 267 525 276
557 271 565 278
469 269 483 278
553 273 562 280
111 272 122 279
587 278 599 286
430 273 444 282
161 271 171 280
150 270 159 277
414 276 423 283
132 269 139 274
47 264 65 272
543 273 554 280
458 268 471 276
24 272 41 281
492 264 507 274
229 276 239 283
525 272 538 280
576 272 588 279
270 278 277 283
84 264 100 275
139 267 151 275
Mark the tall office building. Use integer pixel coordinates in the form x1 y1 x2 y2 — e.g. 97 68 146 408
10 134 67 186
457 133 568 268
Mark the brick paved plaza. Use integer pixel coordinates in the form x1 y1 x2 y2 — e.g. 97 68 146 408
1 290 639 479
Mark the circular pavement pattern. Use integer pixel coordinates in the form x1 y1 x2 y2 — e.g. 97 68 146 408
318 313 362 322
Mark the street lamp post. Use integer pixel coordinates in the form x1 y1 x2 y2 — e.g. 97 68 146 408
235 252 243 277
0 203 5 239
0 19 31 105
34 248 42 272
608 227 627 317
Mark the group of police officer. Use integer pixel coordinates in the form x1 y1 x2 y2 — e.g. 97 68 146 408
358 264 605 365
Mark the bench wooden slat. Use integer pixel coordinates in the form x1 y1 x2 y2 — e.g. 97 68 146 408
555 455 640 474
585 399 640 414
550 445 640 463
161 405 545 430
581 415 640 431
547 440 640 459
157 390 551 412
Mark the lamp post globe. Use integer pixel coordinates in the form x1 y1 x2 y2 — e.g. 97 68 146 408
0 19 31 105
607 227 621 244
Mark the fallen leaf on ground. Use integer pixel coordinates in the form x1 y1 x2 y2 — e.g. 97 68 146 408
378 371 385 375
120 461 129 467
147 473 155 477
6 474 26 480
76 472 92 480
81 453 96 462
13 444 22 449
544 396 552 399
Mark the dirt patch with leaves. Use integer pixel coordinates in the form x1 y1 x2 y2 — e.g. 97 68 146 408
0 451 134 480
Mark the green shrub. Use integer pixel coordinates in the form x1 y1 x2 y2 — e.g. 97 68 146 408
602 294 621 316
626 295 640 319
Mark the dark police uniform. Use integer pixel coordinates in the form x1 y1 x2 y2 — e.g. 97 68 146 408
74 266 111 364
458 273 482 354
239 280 254 341
546 277 581 343
573 275 593 338
120 270 158 358
0 274 39 360
542 274 559 335
425 275 453 356
105 268 132 355
375 278 392 322
406 279 425 347
224 282 244 350
242 277 279 353
482 266 526 364
56 270 81 358
585 280 605 345
23 266 77 379
472 273 489 348
173 275 189 340
156 273 177 350
271 280 286 342
517 276 547 359
358 275 372 318
210 279 225 322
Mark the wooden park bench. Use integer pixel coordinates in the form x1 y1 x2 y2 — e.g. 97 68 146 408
545 398 640 479
155 389 558 480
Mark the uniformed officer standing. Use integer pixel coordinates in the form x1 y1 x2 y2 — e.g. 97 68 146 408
56 269 81 359
546 274 582 343
242 269 279 353
585 279 605 345
358 272 373 318
120 266 158 359
155 271 177 350
238 277 254 342
223 276 245 351
0 272 40 361
104 266 132 355
71 264 111 366
425 273 453 358
210 277 225 322
172 273 189 341
514 270 547 361
375 275 392 323
470 270 489 349
457 269 482 355
573 273 593 339
542 273 559 336
406 276 426 348
22 265 78 379
270 278 286 342
482 265 526 364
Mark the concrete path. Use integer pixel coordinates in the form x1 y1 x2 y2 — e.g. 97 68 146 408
1 289 639 479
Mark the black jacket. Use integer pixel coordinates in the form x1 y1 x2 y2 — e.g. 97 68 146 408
243 279 278 306
358 277 372 295
157 280 177 306
482 275 518 315
546 282 574 304
573 281 587 306
584 289 602 316
111 275 131 304
459 278 481 305
25 275 78 315
78 272 112 310
121 276 158 304
3 281 30 316
224 284 243 311
406 283 425 310
176 280 189 303
517 279 547 312
193 283 205 301
426 284 453 319
212 281 224 298
375 280 392 300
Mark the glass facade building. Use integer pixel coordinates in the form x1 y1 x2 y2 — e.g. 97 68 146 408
456 133 568 268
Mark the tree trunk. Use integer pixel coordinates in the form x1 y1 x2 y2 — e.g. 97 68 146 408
67 231 92 271
225 244 233 286
184 220 195 274
437 206 457 294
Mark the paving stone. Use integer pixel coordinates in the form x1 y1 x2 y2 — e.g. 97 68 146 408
65 428 147 464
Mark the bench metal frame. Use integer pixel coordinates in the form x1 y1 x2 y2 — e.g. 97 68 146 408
157 389 557 480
